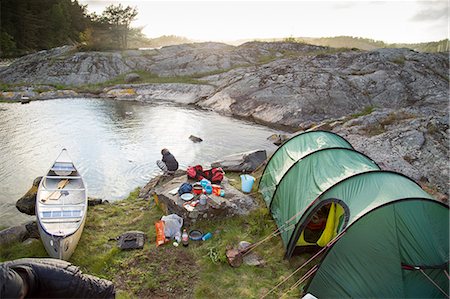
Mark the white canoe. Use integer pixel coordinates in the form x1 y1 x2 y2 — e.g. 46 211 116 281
36 149 87 260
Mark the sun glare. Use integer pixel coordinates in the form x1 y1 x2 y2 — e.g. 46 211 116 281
80 1 449 43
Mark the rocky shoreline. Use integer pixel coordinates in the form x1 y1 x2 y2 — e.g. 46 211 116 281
0 42 448 196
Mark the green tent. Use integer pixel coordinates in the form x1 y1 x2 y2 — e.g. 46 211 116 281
259 130 353 204
259 131 449 298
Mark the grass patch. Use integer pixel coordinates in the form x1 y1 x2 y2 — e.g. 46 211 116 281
74 70 214 94
258 54 278 65
0 240 48 262
0 180 313 298
0 98 17 103
362 110 416 136
282 47 355 60
350 105 376 118
391 55 406 65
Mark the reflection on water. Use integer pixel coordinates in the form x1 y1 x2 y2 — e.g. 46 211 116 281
0 98 281 226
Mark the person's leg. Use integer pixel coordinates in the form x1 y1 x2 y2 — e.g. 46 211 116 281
156 160 168 173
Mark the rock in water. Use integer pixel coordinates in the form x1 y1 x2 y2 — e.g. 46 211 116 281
16 176 42 215
189 135 203 143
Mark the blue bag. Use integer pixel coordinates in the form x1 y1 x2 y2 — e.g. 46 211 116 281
178 183 192 195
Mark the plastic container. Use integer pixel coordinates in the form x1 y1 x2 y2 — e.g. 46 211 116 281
182 229 189 247
200 179 211 188
192 184 203 195
220 190 225 197
212 184 221 196
204 185 213 194
201 232 212 241
199 194 207 205
240 174 255 193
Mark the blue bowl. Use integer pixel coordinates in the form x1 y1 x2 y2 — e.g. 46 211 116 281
189 230 203 241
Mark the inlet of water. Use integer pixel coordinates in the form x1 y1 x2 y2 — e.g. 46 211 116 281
0 98 282 226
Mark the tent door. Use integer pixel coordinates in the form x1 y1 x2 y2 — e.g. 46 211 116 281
296 201 347 248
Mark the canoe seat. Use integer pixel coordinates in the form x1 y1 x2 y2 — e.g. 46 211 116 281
51 162 76 175
40 210 83 220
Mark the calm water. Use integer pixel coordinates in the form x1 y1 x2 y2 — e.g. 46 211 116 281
0 98 281 226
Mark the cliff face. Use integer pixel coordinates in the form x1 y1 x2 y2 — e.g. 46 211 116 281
0 42 448 196
1 42 447 127
198 47 448 128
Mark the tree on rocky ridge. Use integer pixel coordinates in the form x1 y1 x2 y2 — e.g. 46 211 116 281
102 4 138 49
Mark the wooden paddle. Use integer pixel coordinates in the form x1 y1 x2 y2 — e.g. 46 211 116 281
43 179 69 201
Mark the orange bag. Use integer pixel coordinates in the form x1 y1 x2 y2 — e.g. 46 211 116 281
155 220 166 246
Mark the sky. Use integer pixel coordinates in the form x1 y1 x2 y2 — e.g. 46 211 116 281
78 0 449 44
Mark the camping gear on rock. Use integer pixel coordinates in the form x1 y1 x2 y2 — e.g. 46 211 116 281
204 185 212 194
161 214 183 242
0 258 115 298
178 182 192 195
36 149 87 260
182 229 189 247
169 187 179 195
201 232 212 241
192 183 203 195
187 165 224 184
180 193 194 201
155 220 166 246
240 174 255 193
190 200 199 207
258 130 449 298
117 231 145 250
199 194 207 205
189 230 203 241
183 203 195 212
212 184 221 196
200 178 211 188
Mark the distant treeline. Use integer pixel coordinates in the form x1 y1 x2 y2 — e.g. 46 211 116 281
1 0 88 57
0 0 140 57
296 36 450 53
230 36 449 53
129 35 193 49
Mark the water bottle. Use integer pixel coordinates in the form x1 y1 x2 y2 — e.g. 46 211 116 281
201 232 212 241
182 229 189 247
199 194 207 205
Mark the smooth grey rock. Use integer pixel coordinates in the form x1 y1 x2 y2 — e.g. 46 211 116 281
0 42 447 196
243 252 266 266
16 176 42 215
211 150 267 172
331 108 449 196
88 197 103 206
25 221 40 239
238 241 252 252
267 134 290 146
0 225 29 246
1 44 447 127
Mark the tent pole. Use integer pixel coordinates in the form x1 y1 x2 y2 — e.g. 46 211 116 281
419 269 449 299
